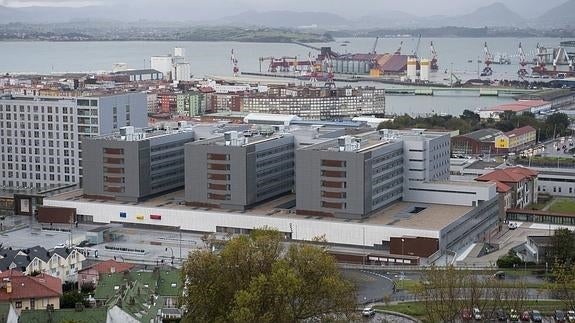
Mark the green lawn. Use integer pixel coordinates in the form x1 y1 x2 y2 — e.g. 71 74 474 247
375 300 568 321
549 198 575 213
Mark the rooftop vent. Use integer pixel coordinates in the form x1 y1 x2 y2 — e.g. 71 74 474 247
338 136 361 152
224 131 247 146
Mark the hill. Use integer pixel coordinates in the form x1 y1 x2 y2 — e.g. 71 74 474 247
218 10 348 28
438 2 525 27
537 0 575 27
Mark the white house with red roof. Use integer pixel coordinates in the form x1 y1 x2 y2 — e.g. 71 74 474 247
475 166 538 209
0 270 62 315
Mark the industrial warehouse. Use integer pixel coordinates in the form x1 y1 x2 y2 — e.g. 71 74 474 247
42 122 500 261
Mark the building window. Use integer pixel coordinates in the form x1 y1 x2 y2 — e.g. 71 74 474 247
15 301 22 308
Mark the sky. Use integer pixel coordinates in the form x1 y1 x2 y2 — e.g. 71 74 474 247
0 0 569 18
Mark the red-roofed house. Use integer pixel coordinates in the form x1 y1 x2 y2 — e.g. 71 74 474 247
476 166 538 209
494 126 537 153
77 260 135 289
0 270 62 314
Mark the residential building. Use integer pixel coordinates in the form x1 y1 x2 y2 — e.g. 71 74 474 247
0 270 62 314
82 126 195 202
0 92 147 191
451 128 503 156
185 131 295 210
176 91 205 117
146 93 158 115
475 166 538 209
77 260 135 289
93 269 182 322
157 92 177 114
519 236 553 264
241 85 385 120
0 246 86 282
494 126 537 153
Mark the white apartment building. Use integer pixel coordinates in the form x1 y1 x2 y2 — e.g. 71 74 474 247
0 92 147 190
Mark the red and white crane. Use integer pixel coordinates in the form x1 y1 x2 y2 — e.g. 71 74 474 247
480 42 493 77
231 49 240 77
517 42 528 78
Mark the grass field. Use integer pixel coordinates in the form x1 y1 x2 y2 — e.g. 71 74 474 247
549 198 575 213
375 300 568 321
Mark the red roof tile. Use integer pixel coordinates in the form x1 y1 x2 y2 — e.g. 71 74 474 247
0 271 62 301
79 260 134 274
485 100 548 112
475 166 538 184
494 181 512 193
504 126 536 137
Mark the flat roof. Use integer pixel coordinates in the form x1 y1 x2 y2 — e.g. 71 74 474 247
49 189 472 232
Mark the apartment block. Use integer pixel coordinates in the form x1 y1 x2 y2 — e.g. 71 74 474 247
82 126 195 202
185 131 295 210
0 92 147 190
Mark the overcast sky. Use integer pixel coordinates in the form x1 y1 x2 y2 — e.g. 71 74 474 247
0 0 569 18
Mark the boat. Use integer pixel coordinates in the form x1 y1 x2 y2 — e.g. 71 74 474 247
492 54 511 65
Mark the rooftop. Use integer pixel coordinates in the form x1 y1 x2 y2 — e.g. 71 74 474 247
189 132 292 148
79 259 135 275
19 308 107 323
455 128 503 143
476 166 538 184
0 270 62 301
482 100 548 112
504 125 537 138
50 189 472 232
91 126 194 142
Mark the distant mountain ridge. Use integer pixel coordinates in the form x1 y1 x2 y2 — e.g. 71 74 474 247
0 1 573 29
537 0 575 27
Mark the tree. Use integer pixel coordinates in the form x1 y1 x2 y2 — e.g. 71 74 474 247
547 262 575 311
461 110 480 124
60 291 84 309
180 229 356 322
551 228 575 265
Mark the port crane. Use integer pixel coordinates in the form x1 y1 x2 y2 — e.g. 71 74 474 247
231 49 240 77
517 42 528 78
371 36 379 55
430 41 439 71
553 47 573 71
394 41 403 55
412 34 421 58
480 42 493 77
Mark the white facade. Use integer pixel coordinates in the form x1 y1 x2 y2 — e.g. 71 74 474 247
151 56 173 80
44 198 441 248
0 93 147 189
173 63 191 82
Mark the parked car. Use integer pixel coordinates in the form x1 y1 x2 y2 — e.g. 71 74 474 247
362 307 375 317
555 310 566 322
473 308 482 320
508 222 518 230
567 310 575 322
531 310 543 322
509 309 519 321
520 311 531 321
462 308 473 320
496 308 508 321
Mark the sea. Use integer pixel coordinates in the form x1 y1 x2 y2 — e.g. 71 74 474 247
0 37 570 116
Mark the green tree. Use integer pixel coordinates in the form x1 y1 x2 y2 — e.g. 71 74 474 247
180 229 356 322
461 109 480 124
60 291 84 309
551 228 575 265
547 262 575 311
